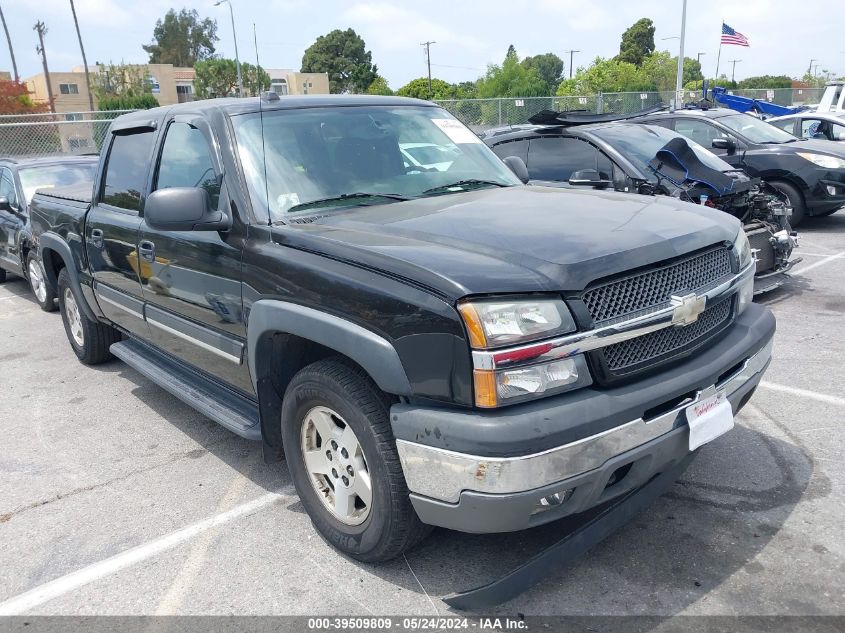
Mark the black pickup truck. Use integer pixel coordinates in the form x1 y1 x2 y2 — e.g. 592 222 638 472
29 95 774 578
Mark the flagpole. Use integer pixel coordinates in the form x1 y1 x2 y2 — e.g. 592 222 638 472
715 19 723 81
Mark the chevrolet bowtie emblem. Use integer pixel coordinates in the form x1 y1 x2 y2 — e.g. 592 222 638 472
670 293 706 326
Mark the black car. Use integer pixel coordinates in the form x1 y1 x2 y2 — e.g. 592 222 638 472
635 107 845 225
28 95 774 598
483 117 799 293
0 155 97 309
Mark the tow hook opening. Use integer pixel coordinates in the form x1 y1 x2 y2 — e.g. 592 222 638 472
605 462 634 490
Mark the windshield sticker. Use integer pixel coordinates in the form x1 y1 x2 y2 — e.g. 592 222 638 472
431 118 482 145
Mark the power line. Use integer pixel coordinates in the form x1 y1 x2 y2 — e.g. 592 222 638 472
728 58 742 83
420 41 436 98
33 20 55 113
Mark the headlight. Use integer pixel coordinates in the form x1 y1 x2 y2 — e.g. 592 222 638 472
473 355 591 408
796 152 845 169
732 229 755 315
458 297 576 349
732 229 753 270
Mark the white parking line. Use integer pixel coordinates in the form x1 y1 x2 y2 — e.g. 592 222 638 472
791 251 845 276
759 381 845 408
0 491 286 615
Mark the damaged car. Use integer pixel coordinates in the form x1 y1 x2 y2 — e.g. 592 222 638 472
484 111 800 294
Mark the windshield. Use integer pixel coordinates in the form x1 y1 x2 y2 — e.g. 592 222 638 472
18 163 96 205
590 124 733 181
231 105 519 222
718 113 797 144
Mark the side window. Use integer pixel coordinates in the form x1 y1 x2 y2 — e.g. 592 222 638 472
155 122 220 208
673 119 723 147
101 131 156 212
769 119 797 135
527 137 606 182
801 119 825 139
0 168 18 207
490 139 528 164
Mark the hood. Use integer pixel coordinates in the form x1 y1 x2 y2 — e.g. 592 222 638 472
748 137 845 158
275 186 740 299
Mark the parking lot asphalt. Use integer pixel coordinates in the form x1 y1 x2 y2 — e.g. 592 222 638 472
0 214 843 617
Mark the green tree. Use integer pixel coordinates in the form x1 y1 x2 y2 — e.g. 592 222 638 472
301 28 377 94
193 59 270 98
683 58 704 85
365 75 392 95
556 56 655 95
737 75 792 89
397 77 458 100
454 81 478 99
477 48 549 98
92 63 153 99
521 53 564 93
143 8 218 67
617 18 655 66
97 94 159 111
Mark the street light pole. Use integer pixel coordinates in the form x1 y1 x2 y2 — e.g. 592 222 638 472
563 50 580 79
729 59 742 83
0 2 19 82
697 52 706 64
215 0 242 97
675 0 688 102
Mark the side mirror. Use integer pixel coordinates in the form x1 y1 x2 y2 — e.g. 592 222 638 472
569 169 612 188
143 188 229 232
0 196 11 212
711 137 736 152
502 156 529 184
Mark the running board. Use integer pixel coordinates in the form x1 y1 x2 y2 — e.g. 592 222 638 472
110 339 261 440
443 454 695 610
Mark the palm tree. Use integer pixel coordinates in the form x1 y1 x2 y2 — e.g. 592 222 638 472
68 0 94 111
0 2 19 82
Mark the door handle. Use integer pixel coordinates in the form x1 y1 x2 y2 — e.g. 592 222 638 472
90 228 104 248
138 240 156 262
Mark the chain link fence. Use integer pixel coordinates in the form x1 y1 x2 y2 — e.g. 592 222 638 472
0 110 134 158
435 88 825 132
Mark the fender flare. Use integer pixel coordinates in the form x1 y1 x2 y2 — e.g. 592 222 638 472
247 300 412 396
38 232 98 322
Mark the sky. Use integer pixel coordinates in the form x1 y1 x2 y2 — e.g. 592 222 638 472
0 0 841 88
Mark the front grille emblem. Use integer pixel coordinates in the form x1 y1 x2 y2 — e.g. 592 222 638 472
671 293 707 326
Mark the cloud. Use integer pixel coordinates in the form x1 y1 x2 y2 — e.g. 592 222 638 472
343 3 485 52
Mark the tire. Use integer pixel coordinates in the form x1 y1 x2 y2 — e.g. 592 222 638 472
0 267 6 283
769 181 806 226
57 267 121 365
27 252 57 312
280 357 431 562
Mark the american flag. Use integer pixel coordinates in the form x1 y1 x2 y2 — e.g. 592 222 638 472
721 23 750 47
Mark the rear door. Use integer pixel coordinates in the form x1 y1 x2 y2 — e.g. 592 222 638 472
138 115 252 394
86 126 157 338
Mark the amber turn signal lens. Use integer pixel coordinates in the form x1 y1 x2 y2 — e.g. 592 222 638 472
458 302 488 349
473 369 498 408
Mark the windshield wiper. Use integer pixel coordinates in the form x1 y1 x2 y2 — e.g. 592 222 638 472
421 179 509 195
284 192 412 215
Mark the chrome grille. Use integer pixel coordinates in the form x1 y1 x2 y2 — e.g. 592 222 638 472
582 247 732 325
603 299 733 373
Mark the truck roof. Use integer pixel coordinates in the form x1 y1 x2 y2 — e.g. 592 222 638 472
113 94 437 128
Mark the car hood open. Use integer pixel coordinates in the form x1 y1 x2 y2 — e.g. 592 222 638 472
274 186 739 299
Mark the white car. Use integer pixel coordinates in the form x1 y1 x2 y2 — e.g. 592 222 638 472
768 112 845 142
399 142 459 172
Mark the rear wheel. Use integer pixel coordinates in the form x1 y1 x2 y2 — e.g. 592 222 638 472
769 181 806 226
57 267 121 365
0 267 6 283
281 357 430 562
27 253 56 312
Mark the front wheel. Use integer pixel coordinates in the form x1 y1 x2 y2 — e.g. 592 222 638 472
280 358 430 562
27 253 56 312
57 267 121 365
770 181 806 226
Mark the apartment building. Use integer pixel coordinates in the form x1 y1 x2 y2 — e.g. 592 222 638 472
265 69 330 96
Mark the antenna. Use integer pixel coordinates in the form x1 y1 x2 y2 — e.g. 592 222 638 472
253 23 262 92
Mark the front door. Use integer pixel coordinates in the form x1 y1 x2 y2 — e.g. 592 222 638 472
87 128 155 339
138 117 251 394
0 167 25 275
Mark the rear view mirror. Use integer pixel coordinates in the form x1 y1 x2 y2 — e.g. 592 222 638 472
0 196 11 212
144 188 230 232
569 169 612 188
711 137 736 152
502 156 529 184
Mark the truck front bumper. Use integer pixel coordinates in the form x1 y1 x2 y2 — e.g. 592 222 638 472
392 303 774 533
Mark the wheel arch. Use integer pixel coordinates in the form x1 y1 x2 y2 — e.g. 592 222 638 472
38 233 97 322
247 300 413 460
